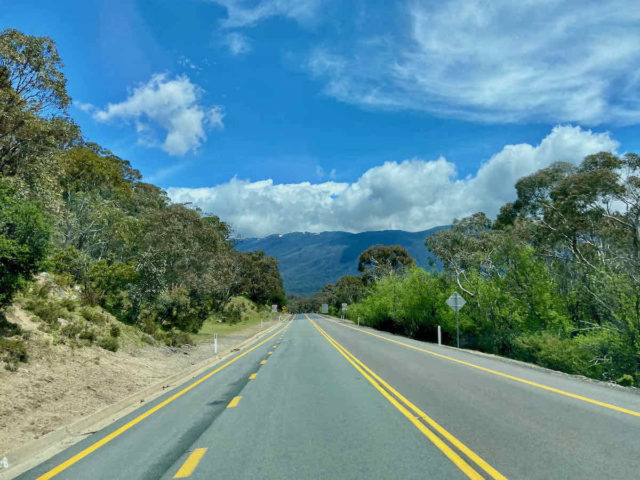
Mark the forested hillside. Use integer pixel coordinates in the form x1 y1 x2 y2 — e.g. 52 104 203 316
334 154 640 386
0 29 284 369
237 228 445 295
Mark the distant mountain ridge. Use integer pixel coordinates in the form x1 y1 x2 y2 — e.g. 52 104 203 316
236 227 448 296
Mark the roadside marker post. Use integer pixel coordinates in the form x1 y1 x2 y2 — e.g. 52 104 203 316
357 317 360 327
341 303 347 320
446 292 466 348
213 333 218 354
437 325 441 345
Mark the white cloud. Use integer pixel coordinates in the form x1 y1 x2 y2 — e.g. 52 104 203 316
93 74 224 156
211 0 324 28
222 32 251 55
309 0 640 124
168 125 618 237
177 56 200 71
74 101 95 113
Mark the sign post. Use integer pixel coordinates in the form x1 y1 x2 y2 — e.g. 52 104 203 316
446 292 466 348
321 303 328 314
437 325 441 346
213 333 218 354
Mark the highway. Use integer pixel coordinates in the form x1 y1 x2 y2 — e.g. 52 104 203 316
17 314 640 479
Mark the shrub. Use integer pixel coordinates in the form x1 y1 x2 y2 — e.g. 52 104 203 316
141 315 156 335
1 338 28 371
61 321 83 339
25 298 69 325
79 327 97 343
616 374 634 387
0 314 22 337
80 306 107 325
33 281 53 299
0 176 51 311
164 330 191 347
109 324 121 338
98 336 119 352
60 297 77 312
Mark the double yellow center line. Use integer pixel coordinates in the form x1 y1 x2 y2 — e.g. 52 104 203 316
306 314 506 480
322 316 640 419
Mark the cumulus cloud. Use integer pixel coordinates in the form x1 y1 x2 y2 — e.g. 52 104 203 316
74 101 95 113
309 0 640 124
222 32 252 55
93 74 224 156
168 125 618 237
211 0 324 28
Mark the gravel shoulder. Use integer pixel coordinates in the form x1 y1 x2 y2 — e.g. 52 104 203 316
0 307 276 455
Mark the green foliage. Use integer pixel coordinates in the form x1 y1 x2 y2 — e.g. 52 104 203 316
109 324 121 338
0 337 27 370
0 28 286 346
358 244 415 283
98 336 118 352
345 152 640 383
164 330 191 347
0 28 70 113
24 296 70 326
616 374 634 387
60 321 83 339
80 306 108 325
0 175 50 312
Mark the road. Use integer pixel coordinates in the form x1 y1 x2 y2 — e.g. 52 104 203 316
16 314 640 479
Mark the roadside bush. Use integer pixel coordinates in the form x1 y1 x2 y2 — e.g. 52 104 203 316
0 176 51 311
61 321 83 339
60 297 77 312
164 330 191 347
109 324 121 338
79 327 97 343
141 315 157 335
80 306 107 325
616 374 634 387
0 314 22 337
33 281 53 299
98 336 119 352
224 303 243 324
24 297 69 325
1 338 28 371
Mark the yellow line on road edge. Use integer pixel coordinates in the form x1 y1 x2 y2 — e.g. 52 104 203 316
174 448 207 478
227 396 242 408
322 316 640 419
36 321 291 480
306 315 496 480
249 373 257 380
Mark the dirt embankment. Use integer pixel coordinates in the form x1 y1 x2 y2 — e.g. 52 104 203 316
0 306 275 455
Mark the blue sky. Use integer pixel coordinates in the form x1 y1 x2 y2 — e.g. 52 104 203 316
3 0 640 236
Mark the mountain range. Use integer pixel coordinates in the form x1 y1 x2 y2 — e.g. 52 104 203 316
236 227 447 296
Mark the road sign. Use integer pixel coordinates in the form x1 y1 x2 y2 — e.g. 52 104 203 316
341 303 348 311
271 304 277 313
446 292 466 312
321 304 328 314
282 306 286 313
446 291 466 348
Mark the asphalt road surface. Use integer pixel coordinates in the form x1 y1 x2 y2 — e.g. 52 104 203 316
17 314 640 479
